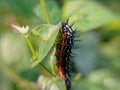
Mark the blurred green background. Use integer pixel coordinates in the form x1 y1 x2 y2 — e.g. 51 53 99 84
0 0 120 90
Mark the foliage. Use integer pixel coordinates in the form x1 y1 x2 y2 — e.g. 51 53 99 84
0 0 120 90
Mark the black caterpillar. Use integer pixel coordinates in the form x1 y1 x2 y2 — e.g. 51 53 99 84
56 19 79 90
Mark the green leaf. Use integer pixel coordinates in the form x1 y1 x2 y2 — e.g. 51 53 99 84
62 0 118 31
31 24 59 68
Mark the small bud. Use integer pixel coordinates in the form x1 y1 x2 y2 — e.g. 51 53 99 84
12 24 29 34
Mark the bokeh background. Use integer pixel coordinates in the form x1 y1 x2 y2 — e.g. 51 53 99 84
0 0 120 90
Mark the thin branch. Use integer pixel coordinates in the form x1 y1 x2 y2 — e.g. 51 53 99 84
25 35 38 61
39 63 55 77
40 0 51 24
50 48 56 75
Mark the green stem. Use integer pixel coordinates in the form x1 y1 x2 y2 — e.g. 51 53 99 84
65 0 69 2
25 35 54 77
25 35 38 61
50 48 56 75
40 0 56 75
40 0 51 24
50 60 55 75
61 0 69 20
39 63 55 77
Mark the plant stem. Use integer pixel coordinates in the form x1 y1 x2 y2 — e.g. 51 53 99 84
40 0 51 24
61 0 69 20
25 35 38 61
65 0 69 3
40 0 56 75
50 48 56 75
39 63 54 77
25 35 54 77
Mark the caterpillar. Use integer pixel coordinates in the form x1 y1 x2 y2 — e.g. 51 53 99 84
56 19 79 90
